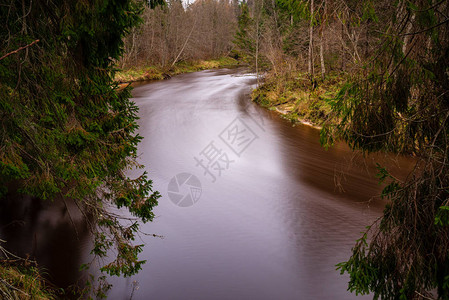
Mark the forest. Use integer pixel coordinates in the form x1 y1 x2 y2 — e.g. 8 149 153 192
0 0 448 299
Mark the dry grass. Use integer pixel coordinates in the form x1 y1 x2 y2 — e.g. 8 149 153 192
114 57 240 83
0 261 56 300
252 72 345 127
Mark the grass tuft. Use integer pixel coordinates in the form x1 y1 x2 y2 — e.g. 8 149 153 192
0 260 57 300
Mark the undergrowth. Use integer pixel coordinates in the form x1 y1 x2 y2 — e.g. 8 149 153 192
252 72 345 127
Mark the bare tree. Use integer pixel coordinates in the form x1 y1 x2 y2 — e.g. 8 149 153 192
119 0 237 69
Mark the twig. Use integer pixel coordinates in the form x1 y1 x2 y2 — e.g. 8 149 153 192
0 277 30 296
375 18 449 37
62 198 80 240
414 291 436 300
399 18 449 36
0 39 39 61
409 0 446 13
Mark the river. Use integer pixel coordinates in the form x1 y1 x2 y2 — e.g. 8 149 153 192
0 68 413 299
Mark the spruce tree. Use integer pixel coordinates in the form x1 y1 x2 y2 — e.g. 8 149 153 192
0 0 160 290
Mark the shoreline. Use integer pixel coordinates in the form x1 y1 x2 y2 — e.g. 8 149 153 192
251 72 345 129
115 57 242 85
274 107 323 130
118 64 327 131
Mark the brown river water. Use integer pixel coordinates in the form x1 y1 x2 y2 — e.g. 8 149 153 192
0 68 414 299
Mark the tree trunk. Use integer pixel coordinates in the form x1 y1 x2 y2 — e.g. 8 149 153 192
320 30 325 79
402 14 415 54
255 0 263 86
171 16 197 68
308 0 314 78
319 0 326 79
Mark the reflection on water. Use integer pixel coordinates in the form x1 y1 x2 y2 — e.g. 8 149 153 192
0 68 414 299
0 192 90 290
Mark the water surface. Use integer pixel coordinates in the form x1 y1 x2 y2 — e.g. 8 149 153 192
0 68 413 299
108 68 412 299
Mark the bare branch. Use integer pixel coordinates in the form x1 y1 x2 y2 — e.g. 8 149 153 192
0 39 39 61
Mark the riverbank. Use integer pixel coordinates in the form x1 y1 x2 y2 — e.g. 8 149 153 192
115 57 240 84
251 72 345 128
0 259 56 299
